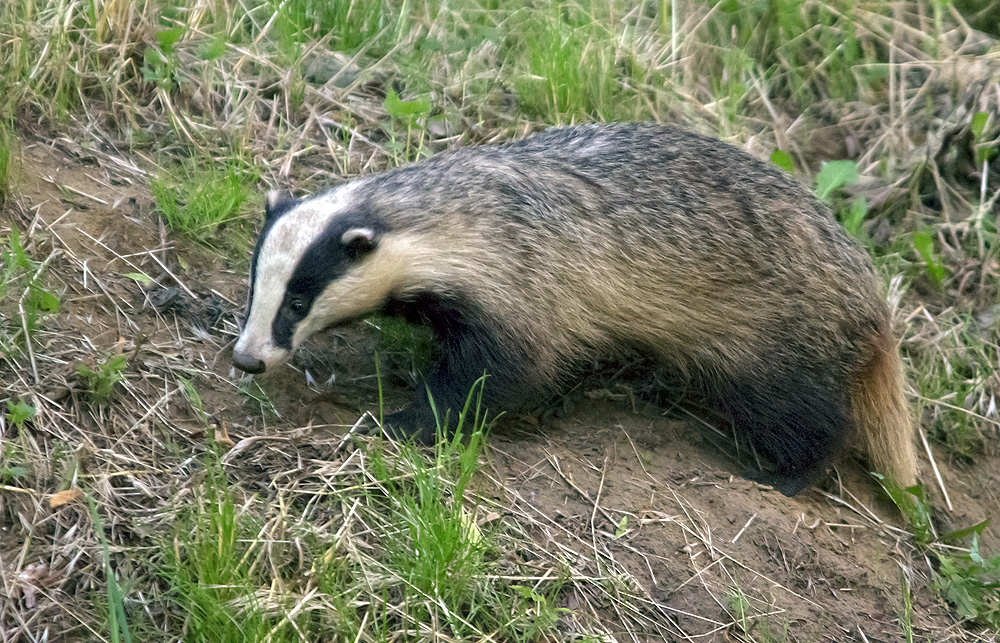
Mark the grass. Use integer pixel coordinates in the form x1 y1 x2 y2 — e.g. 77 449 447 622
0 0 999 641
0 120 13 206
149 382 586 642
151 158 257 241
0 228 59 359
884 478 1000 631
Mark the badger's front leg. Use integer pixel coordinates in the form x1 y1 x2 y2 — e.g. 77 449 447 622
381 317 537 444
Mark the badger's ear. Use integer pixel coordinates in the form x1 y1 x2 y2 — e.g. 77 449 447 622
264 190 297 222
341 227 377 258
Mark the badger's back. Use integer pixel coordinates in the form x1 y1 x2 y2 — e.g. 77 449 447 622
366 124 883 378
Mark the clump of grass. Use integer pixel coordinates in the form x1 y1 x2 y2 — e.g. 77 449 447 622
77 353 128 405
0 229 59 357
151 159 257 241
367 415 490 620
277 0 390 55
513 3 658 123
883 478 1000 631
160 456 275 641
698 0 875 108
154 379 579 641
0 120 14 205
908 313 996 458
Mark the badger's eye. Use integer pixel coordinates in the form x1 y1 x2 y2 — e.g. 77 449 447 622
288 298 306 315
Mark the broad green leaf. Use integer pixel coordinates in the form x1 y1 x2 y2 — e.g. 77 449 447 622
940 518 991 543
199 37 226 61
971 111 989 139
770 149 794 172
914 231 947 288
384 89 430 119
157 27 186 54
29 287 59 313
6 399 36 428
815 160 860 203
125 272 154 286
843 195 868 238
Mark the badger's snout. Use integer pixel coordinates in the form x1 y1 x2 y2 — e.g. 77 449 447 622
232 350 266 374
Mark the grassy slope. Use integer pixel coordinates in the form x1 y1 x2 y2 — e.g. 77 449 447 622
1 0 999 641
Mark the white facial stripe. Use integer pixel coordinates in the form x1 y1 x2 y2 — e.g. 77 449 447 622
236 182 366 365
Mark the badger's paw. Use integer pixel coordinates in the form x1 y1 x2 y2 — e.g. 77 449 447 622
743 468 817 497
352 408 438 445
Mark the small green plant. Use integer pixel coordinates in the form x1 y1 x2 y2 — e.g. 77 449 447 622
934 531 1000 629
88 494 135 643
912 230 948 290
77 353 128 405
0 229 59 355
840 195 869 239
0 120 14 205
813 160 870 239
5 398 35 428
151 159 256 240
883 477 1000 630
0 442 28 484
880 478 934 545
510 584 568 639
383 89 432 165
141 26 185 92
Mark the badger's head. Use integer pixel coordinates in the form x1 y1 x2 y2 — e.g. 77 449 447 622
232 184 411 374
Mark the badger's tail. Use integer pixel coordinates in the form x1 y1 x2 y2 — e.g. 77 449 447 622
849 318 918 489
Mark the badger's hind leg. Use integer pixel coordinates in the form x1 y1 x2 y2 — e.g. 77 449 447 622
715 368 851 496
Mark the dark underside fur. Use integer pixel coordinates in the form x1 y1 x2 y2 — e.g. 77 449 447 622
713 370 849 495
387 298 852 496
377 288 851 496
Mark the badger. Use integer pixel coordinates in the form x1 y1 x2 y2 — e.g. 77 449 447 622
233 123 918 495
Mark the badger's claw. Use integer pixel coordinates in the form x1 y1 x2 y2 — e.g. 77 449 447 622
349 409 439 445
380 409 438 445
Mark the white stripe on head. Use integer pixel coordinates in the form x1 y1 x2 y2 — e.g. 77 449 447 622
234 181 366 368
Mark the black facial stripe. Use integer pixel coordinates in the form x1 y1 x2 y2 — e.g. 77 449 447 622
265 192 300 222
270 205 386 349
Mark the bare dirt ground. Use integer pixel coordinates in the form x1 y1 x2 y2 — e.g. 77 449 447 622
3 136 999 642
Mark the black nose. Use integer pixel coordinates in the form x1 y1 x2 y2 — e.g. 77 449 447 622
232 351 266 374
